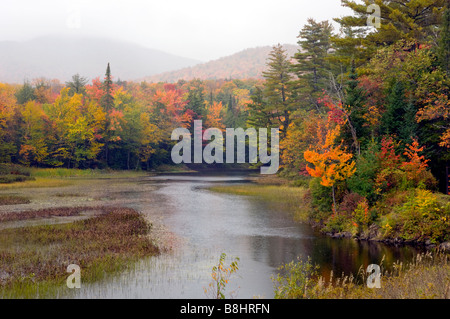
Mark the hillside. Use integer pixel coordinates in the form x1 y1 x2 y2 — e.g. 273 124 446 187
0 36 200 84
142 44 298 83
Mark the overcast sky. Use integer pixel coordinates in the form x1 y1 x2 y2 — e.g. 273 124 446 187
0 0 353 61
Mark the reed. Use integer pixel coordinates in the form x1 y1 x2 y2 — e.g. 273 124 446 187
0 206 159 298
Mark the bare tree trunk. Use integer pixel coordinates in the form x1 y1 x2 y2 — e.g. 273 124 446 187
329 72 360 156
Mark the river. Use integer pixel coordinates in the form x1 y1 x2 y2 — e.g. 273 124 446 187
69 173 423 299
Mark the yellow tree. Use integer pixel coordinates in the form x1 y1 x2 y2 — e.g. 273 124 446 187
20 101 49 166
205 101 225 130
304 120 356 210
0 83 17 162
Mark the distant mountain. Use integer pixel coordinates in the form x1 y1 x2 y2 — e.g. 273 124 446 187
142 44 299 83
0 36 201 84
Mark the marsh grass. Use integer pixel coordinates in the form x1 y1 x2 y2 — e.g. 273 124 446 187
0 195 30 206
30 168 148 179
0 169 148 190
154 164 197 173
0 207 159 298
273 252 449 299
209 184 311 222
0 206 89 222
0 177 72 190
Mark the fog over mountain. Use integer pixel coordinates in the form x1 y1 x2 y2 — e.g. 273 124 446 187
142 44 299 83
0 36 201 84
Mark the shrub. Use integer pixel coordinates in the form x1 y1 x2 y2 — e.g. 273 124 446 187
338 192 366 218
0 174 35 184
0 164 32 176
291 177 311 188
323 214 349 234
272 257 320 299
0 164 34 184
204 253 239 299
394 189 450 243
374 167 405 194
347 141 380 203
352 199 370 234
309 177 333 214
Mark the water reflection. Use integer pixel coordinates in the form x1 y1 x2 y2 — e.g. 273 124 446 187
70 174 423 299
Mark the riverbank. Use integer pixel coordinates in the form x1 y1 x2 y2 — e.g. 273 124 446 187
1 168 448 299
208 179 450 251
210 179 450 299
273 251 449 299
0 206 159 298
0 168 168 298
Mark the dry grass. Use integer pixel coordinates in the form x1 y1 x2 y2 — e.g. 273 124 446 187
209 184 311 222
0 206 89 222
0 195 30 206
274 252 449 299
0 177 72 190
30 168 149 179
0 206 159 298
315 252 449 299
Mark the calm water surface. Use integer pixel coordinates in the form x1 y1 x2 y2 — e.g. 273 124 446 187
69 174 423 299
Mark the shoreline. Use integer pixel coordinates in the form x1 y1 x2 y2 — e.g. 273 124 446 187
207 178 450 252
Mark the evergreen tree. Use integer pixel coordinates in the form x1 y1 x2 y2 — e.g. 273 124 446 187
15 81 35 104
342 60 368 153
438 4 450 76
101 63 114 112
329 25 368 72
400 100 417 144
334 0 447 62
381 80 412 142
291 18 333 111
101 63 115 167
66 74 88 96
261 44 293 138
246 86 271 129
185 79 205 125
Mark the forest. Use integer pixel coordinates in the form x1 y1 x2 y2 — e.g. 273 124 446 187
0 0 449 244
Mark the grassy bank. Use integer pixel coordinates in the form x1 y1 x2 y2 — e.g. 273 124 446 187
209 181 450 246
209 184 311 222
273 252 449 299
30 167 149 179
0 206 159 298
0 168 149 190
211 182 449 298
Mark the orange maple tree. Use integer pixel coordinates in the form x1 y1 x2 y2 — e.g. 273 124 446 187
304 119 356 210
416 92 450 148
205 101 225 130
400 138 430 181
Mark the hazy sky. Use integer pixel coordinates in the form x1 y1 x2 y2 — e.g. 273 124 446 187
0 0 352 61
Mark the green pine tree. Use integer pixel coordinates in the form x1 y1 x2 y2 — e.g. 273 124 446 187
101 63 114 112
246 86 271 129
260 44 293 138
334 0 447 62
185 79 206 128
381 80 415 144
66 74 88 96
101 63 114 167
438 4 450 76
15 81 35 104
342 60 368 154
291 18 333 111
